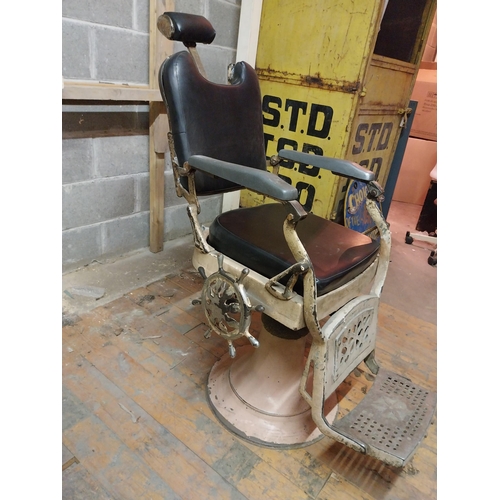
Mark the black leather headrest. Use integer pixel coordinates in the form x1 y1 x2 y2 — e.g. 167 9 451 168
157 12 216 46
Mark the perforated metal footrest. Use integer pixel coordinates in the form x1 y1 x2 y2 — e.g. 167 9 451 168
332 369 436 467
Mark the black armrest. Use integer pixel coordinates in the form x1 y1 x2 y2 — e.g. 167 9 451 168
278 150 375 183
188 155 298 201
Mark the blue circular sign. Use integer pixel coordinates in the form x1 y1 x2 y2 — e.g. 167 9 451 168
344 180 380 235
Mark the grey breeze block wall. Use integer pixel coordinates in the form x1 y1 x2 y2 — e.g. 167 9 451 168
62 0 242 272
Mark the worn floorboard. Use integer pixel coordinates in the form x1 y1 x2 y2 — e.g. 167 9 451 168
62 268 437 499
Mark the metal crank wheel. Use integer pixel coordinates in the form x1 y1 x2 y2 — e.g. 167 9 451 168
196 254 264 358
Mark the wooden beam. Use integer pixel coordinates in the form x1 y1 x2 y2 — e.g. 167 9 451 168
62 81 162 101
149 102 166 253
149 0 174 252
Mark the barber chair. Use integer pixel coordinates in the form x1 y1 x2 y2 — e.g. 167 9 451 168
157 12 436 467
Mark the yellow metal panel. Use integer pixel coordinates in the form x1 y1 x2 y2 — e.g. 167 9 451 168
256 0 381 87
347 114 401 185
240 79 357 218
333 56 424 217
327 111 403 222
359 56 416 111
241 0 384 219
244 0 437 223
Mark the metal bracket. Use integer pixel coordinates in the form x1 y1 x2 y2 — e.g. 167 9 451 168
397 107 413 129
265 261 310 300
367 180 385 203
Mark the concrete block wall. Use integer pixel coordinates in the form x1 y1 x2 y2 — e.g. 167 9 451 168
62 0 242 272
62 0 150 84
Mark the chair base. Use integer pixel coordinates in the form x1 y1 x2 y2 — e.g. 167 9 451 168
207 328 338 448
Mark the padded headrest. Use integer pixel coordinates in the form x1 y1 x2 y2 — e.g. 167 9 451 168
157 12 216 46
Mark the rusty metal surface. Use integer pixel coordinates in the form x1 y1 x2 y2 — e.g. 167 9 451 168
255 0 381 84
243 0 436 222
256 67 361 93
241 0 383 218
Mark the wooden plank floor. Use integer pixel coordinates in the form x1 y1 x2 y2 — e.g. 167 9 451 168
62 267 437 499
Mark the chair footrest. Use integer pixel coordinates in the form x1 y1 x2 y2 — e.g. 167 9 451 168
331 369 436 467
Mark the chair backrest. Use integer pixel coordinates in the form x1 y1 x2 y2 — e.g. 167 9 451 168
159 50 268 196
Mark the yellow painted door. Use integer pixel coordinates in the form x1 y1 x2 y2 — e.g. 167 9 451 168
242 0 437 223
339 0 437 222
240 0 383 217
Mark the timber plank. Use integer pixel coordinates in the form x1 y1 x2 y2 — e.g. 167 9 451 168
63 328 245 471
126 287 174 315
173 341 219 387
392 445 437 499
64 307 213 410
63 461 117 500
379 303 436 336
167 269 205 293
63 444 76 469
236 458 313 500
376 323 436 363
62 82 161 101
372 345 436 391
98 296 151 328
81 303 201 370
156 304 204 335
374 307 437 391
185 323 230 358
62 274 436 499
172 293 210 325
63 412 181 500
63 384 93 432
309 433 436 500
63 353 246 500
241 442 331 498
130 323 200 369
78 342 310 499
213 441 312 500
63 306 330 499
146 277 193 302
376 330 436 365
149 104 165 253
316 470 377 500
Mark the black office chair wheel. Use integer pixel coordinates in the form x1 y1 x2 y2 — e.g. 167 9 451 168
428 250 437 266
405 231 414 245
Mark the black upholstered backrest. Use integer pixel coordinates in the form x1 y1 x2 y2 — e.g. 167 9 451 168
159 50 268 195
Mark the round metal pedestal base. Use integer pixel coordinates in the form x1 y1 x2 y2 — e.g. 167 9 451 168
207 329 338 448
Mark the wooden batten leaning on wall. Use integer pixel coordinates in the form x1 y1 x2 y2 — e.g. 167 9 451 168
62 0 174 253
149 0 174 253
